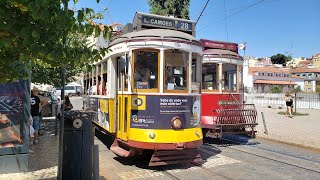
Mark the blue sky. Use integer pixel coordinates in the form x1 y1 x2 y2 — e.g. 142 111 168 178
75 0 320 58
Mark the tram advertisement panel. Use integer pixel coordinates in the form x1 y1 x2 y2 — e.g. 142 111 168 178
131 95 200 129
97 99 110 131
0 81 25 148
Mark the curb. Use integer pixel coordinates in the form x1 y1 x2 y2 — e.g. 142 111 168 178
255 135 320 152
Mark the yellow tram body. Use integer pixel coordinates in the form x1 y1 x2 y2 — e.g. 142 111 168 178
84 13 204 166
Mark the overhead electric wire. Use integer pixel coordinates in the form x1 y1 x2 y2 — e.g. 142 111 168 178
198 0 266 32
223 0 229 42
195 0 210 25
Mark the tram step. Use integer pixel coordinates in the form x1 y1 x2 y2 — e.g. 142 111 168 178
149 149 202 166
110 139 135 157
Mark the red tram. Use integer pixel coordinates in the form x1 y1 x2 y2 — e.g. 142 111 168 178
200 39 257 138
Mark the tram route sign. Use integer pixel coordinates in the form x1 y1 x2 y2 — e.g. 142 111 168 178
141 15 193 31
133 12 195 36
142 15 175 29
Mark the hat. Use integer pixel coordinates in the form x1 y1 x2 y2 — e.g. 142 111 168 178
32 86 40 92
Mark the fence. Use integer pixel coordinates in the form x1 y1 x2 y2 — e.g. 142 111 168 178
246 93 320 109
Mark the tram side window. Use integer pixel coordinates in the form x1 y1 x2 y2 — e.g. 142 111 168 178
192 53 201 93
202 63 218 90
102 62 108 95
222 64 237 91
164 50 188 91
133 50 159 90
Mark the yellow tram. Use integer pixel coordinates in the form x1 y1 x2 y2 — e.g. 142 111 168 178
84 13 203 166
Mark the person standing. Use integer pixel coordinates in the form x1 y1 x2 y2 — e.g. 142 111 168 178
64 95 73 111
285 91 294 118
30 87 41 144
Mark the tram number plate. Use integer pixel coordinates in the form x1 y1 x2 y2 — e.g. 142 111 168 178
177 21 192 31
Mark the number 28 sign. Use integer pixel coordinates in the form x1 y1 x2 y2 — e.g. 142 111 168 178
177 21 192 31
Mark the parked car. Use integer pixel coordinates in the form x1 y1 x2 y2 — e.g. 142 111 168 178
54 85 83 96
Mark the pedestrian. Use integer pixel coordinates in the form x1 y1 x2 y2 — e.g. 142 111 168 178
37 91 48 136
30 87 42 144
64 95 73 111
285 91 294 118
56 96 61 120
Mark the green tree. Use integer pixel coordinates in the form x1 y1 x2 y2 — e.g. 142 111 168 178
270 85 282 93
148 0 190 19
270 54 290 66
0 0 112 83
292 85 302 94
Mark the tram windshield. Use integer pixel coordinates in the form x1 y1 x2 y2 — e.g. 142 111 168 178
133 49 159 91
222 63 237 91
164 50 188 91
202 63 218 90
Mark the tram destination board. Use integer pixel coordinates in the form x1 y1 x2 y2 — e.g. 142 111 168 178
141 15 193 31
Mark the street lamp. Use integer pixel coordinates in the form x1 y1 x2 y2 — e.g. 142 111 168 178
239 42 247 103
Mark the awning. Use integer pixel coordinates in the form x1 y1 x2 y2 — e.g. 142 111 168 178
254 80 296 85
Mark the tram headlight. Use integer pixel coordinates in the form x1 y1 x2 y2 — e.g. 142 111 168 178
149 132 156 139
171 116 182 129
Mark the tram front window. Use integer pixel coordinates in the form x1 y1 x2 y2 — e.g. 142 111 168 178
222 64 237 91
133 50 159 90
202 63 218 90
164 50 188 91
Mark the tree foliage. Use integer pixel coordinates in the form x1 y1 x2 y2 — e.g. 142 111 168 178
270 54 290 66
270 85 282 93
0 0 112 83
148 0 190 19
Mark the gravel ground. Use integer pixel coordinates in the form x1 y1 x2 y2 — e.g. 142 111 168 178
255 106 320 150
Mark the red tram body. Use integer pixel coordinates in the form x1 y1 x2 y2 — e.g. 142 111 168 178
200 39 257 138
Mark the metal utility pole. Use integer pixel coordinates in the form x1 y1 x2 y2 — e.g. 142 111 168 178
196 0 210 25
57 1 68 179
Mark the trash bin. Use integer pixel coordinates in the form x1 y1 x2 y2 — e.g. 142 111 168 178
62 110 95 180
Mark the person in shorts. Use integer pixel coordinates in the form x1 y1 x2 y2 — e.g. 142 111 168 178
285 91 294 118
31 87 41 144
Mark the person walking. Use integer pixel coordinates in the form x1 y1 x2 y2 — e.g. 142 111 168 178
285 91 294 118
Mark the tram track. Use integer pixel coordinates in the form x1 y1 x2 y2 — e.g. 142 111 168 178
220 137 320 164
202 138 320 174
189 161 233 180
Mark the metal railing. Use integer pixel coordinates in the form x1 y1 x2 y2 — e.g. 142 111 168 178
245 93 320 109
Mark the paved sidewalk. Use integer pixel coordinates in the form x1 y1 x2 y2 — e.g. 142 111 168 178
255 106 320 150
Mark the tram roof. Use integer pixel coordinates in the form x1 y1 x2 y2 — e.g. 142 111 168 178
203 49 243 60
109 29 201 47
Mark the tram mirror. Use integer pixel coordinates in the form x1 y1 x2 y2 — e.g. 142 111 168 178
118 55 127 74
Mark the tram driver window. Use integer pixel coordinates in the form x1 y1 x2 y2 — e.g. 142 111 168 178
133 50 159 90
202 63 218 90
164 50 188 91
222 64 237 91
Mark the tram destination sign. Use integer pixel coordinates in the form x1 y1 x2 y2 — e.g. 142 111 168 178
141 15 193 31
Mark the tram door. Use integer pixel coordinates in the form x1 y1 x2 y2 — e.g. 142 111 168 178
117 56 129 140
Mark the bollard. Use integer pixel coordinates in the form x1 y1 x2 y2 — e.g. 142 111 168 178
62 110 95 180
261 112 268 135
